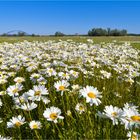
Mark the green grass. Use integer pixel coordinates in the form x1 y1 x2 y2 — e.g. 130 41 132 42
0 36 140 49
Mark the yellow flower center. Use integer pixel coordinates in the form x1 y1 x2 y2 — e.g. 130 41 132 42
73 72 77 75
87 92 96 98
20 98 25 103
17 79 22 83
111 112 117 117
63 74 67 77
50 113 57 120
132 134 137 140
59 86 65 91
32 124 38 129
131 116 140 122
79 106 84 111
29 63 34 66
49 69 53 73
12 88 18 93
34 75 39 78
34 90 41 96
15 121 22 127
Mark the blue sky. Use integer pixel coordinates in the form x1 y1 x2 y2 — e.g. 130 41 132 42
0 1 140 35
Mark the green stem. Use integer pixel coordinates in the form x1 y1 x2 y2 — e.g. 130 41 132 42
34 130 41 140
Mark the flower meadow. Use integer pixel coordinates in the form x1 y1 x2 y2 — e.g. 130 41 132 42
0 39 140 139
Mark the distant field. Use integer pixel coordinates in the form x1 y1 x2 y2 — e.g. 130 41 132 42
0 37 140 139
0 36 140 49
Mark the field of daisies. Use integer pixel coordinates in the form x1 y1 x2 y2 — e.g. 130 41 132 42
0 39 140 139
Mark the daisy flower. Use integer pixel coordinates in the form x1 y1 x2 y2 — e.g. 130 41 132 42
14 77 25 84
127 131 139 140
27 85 49 101
29 120 42 129
37 76 47 85
20 102 37 111
43 106 64 123
72 84 80 91
54 80 69 95
80 85 102 106
124 103 139 112
58 72 70 80
7 84 23 96
121 107 140 129
0 91 6 96
66 110 72 116
13 94 28 106
75 103 85 114
46 68 57 77
7 115 25 128
100 70 111 79
69 70 79 78
0 78 7 85
103 105 123 125
30 73 41 83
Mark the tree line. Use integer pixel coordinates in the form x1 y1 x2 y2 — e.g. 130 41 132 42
0 28 139 37
88 28 127 36
54 28 140 36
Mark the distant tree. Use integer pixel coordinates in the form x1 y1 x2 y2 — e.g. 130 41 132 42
1 33 7 36
107 28 111 36
18 31 26 36
55 31 65 36
120 29 127 36
88 30 92 36
88 28 107 36
88 28 127 36
31 34 36 37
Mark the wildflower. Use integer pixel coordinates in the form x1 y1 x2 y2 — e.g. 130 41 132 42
72 84 80 91
103 105 123 125
0 78 7 84
27 85 49 101
29 121 42 129
46 68 57 77
124 103 139 112
26 62 38 72
37 76 47 85
30 73 41 83
100 70 111 79
43 106 64 123
7 115 25 128
69 70 79 78
13 94 28 105
14 77 25 84
7 84 23 96
67 110 72 116
0 91 6 96
80 85 102 106
20 102 37 111
54 80 69 95
121 107 140 129
41 97 50 104
87 39 93 43
58 72 70 80
75 103 85 114
127 131 139 140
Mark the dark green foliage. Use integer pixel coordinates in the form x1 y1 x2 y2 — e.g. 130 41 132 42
88 28 127 36
55 31 65 36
